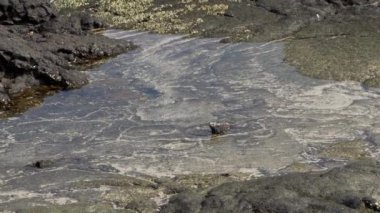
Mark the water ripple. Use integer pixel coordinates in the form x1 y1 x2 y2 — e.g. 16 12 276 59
0 30 379 180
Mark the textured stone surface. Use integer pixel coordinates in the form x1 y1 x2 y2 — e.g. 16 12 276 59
55 0 380 86
162 160 380 213
0 0 56 24
0 0 135 113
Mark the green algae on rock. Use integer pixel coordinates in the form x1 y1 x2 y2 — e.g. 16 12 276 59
53 0 230 34
12 203 118 213
285 18 380 87
0 86 60 119
279 162 323 174
318 140 371 161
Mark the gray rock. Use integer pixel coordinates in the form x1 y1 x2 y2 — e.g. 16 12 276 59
363 196 380 211
0 91 10 105
0 0 9 8
209 122 230 135
32 160 55 169
161 160 380 213
161 192 204 213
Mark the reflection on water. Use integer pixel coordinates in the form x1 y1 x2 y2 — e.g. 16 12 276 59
0 31 379 188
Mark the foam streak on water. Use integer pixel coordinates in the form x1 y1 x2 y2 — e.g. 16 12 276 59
0 30 379 184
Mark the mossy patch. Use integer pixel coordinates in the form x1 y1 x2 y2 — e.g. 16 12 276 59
0 86 60 119
13 203 120 213
65 173 249 211
157 173 250 194
53 0 230 34
279 162 323 173
285 18 380 86
53 0 90 10
318 140 370 160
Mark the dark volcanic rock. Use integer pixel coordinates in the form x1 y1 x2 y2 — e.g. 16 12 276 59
0 0 134 110
209 122 230 135
40 12 105 35
32 159 55 169
187 0 380 41
161 160 380 213
0 0 56 25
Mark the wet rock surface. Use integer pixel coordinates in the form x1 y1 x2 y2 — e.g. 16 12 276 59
162 160 380 213
0 0 135 114
187 0 380 42
5 159 377 212
209 122 230 135
56 0 380 41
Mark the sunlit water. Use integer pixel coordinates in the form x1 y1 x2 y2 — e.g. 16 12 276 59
0 30 379 203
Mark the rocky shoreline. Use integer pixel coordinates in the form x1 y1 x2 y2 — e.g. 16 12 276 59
0 0 135 116
3 160 379 212
54 0 380 86
0 0 379 212
162 160 380 212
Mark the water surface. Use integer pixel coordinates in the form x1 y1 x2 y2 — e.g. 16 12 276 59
0 30 379 205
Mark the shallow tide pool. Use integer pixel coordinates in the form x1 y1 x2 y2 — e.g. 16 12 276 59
0 31 379 205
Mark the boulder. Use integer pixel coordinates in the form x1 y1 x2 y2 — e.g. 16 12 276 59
0 0 135 111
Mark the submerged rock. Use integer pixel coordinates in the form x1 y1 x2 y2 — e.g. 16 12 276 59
32 160 55 169
209 122 230 135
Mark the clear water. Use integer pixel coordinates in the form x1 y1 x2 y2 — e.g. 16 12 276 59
0 31 379 198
